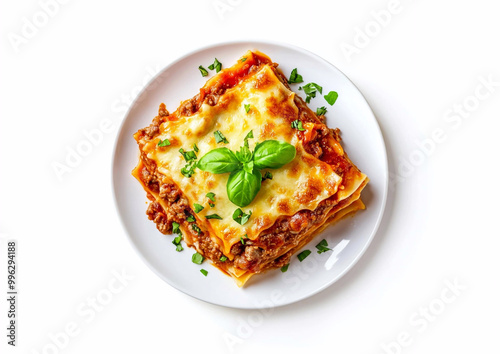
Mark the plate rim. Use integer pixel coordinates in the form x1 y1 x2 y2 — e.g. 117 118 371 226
111 40 389 309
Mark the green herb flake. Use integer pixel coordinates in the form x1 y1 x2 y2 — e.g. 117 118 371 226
191 224 201 235
245 130 254 140
281 264 289 273
199 65 208 77
316 106 327 116
200 269 208 276
186 214 196 223
288 68 304 84
193 143 199 152
262 171 273 180
172 235 182 245
302 82 323 95
220 256 228 262
315 239 332 254
209 202 215 208
158 138 171 147
240 236 245 245
240 57 247 62
244 104 251 113
205 214 222 220
181 161 197 178
214 130 229 144
192 252 204 264
206 192 216 202
194 203 204 213
291 120 306 131
208 58 222 73
171 222 181 234
324 91 339 106
297 250 312 262
179 148 197 162
232 208 252 225
176 244 184 252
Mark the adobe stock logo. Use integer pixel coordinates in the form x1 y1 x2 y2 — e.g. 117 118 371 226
340 0 403 62
7 0 71 53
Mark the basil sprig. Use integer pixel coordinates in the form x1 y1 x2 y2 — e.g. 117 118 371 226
197 134 296 207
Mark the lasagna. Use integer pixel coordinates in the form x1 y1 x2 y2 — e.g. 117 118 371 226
132 50 368 286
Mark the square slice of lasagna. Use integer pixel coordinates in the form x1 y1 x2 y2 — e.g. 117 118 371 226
132 51 368 286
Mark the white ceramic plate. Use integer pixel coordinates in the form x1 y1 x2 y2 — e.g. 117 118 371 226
112 41 388 309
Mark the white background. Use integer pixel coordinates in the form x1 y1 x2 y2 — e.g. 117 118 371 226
1 0 499 353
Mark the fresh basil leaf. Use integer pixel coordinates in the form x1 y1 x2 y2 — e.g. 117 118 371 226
220 256 228 262
172 235 182 245
281 264 289 272
262 171 273 180
316 106 327 116
306 96 312 103
192 252 204 264
232 208 252 225
253 140 296 170
199 66 208 77
227 169 261 208
194 203 204 213
200 269 208 276
324 91 339 105
245 130 254 140
197 148 241 174
171 222 181 234
214 130 229 144
297 250 311 262
176 244 183 252
315 239 332 254
158 138 171 147
235 145 253 163
288 68 304 84
205 214 222 220
244 104 251 113
291 120 306 131
243 160 254 174
206 192 216 202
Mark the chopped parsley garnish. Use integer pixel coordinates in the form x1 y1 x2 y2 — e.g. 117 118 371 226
171 222 181 234
220 256 228 262
291 120 306 131
244 104 251 113
200 269 208 276
199 65 208 77
262 171 273 180
297 250 311 262
316 106 327 116
158 138 171 147
172 235 183 252
191 224 201 235
233 208 252 225
281 264 289 273
186 214 196 222
193 143 199 152
240 236 245 245
324 91 339 105
194 203 204 213
192 252 204 264
181 161 197 178
179 148 197 162
206 192 216 202
208 58 222 73
205 214 222 220
214 130 229 144
240 57 247 62
288 68 303 84
300 82 323 103
315 239 332 254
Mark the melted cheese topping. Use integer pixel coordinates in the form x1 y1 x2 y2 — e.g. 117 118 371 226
141 65 343 255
